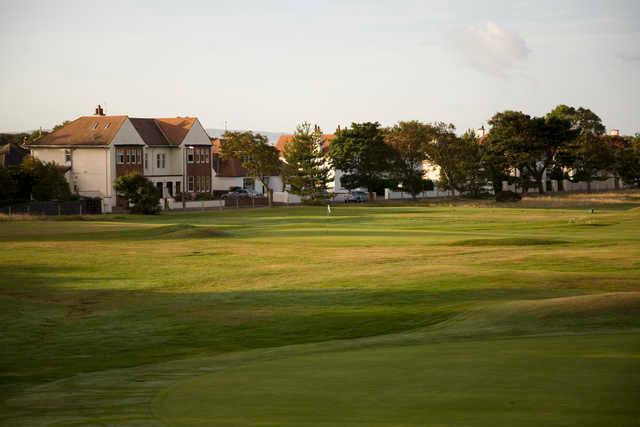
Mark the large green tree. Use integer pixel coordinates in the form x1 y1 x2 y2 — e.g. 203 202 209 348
547 105 611 192
487 111 575 193
114 173 161 214
328 122 395 196
424 124 488 197
384 121 434 199
220 131 282 207
613 134 640 188
282 123 331 199
19 157 72 201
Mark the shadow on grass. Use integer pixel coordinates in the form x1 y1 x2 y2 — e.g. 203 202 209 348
3 262 639 398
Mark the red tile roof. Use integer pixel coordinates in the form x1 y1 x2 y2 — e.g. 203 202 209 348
30 116 128 146
29 116 199 148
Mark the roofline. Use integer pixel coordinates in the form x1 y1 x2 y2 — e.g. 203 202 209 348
26 144 111 149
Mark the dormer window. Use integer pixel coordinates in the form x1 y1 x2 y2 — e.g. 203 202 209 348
104 122 111 129
92 122 99 130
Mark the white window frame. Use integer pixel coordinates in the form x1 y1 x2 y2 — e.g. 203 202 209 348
144 152 148 169
156 153 161 169
188 176 194 192
187 148 194 164
161 153 166 169
117 149 124 165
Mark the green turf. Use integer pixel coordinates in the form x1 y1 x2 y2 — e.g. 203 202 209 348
1 193 639 425
155 333 640 427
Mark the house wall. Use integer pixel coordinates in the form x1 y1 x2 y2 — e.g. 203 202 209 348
212 176 244 191
182 119 214 193
31 147 66 165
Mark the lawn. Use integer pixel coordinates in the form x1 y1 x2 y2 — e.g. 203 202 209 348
1 192 640 426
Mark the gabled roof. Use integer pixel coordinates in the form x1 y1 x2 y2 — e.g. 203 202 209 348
129 118 171 147
275 134 335 155
154 117 197 146
28 115 199 148
30 116 128 147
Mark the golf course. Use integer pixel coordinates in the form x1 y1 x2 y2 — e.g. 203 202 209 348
1 192 639 426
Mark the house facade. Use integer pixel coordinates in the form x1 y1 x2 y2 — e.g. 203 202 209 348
28 107 213 212
211 137 284 195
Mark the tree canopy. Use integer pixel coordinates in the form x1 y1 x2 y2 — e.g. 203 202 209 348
328 122 395 195
282 123 331 199
220 131 282 206
114 173 161 214
384 121 434 199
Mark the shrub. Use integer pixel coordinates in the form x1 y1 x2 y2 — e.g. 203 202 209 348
495 190 522 203
114 173 161 214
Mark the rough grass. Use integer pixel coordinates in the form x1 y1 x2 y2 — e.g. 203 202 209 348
0 190 639 425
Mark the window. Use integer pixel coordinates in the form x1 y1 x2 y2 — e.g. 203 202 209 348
161 153 166 168
188 176 194 192
64 149 72 163
243 178 255 190
204 148 209 164
137 149 142 164
104 122 111 129
92 122 99 130
176 181 181 194
187 148 194 164
117 149 124 165
131 150 136 165
156 153 161 169
144 152 148 169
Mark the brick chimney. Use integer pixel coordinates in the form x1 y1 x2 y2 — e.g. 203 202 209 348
95 105 105 116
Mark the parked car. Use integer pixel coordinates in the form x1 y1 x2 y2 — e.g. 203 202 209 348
221 188 264 200
345 190 369 203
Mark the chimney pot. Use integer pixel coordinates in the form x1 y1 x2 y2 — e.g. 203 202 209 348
95 105 105 116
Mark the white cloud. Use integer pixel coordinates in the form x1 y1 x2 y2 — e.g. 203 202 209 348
451 21 530 76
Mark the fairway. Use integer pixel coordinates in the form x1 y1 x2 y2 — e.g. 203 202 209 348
1 193 640 426
156 333 640 427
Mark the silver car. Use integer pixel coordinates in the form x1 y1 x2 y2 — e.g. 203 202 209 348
345 190 369 203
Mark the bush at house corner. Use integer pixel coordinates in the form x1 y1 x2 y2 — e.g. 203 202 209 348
114 173 161 214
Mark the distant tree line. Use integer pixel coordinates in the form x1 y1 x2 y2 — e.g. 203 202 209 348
222 104 639 201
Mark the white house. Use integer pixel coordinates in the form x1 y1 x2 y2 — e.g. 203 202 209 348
28 106 213 212
211 137 284 195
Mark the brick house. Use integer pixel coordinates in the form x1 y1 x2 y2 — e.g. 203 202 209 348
27 106 213 212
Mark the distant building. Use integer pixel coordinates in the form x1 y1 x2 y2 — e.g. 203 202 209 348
211 137 284 194
27 106 213 212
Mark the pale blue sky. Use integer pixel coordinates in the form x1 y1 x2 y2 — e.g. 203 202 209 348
1 0 638 135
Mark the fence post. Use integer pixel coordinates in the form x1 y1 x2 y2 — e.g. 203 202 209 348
79 203 83 215
252 196 255 209
58 204 61 216
235 198 239 209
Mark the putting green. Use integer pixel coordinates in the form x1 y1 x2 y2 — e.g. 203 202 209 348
154 333 640 427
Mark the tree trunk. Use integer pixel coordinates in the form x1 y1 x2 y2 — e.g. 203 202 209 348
268 188 273 207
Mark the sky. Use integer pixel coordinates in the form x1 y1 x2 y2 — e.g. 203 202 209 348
1 0 638 135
